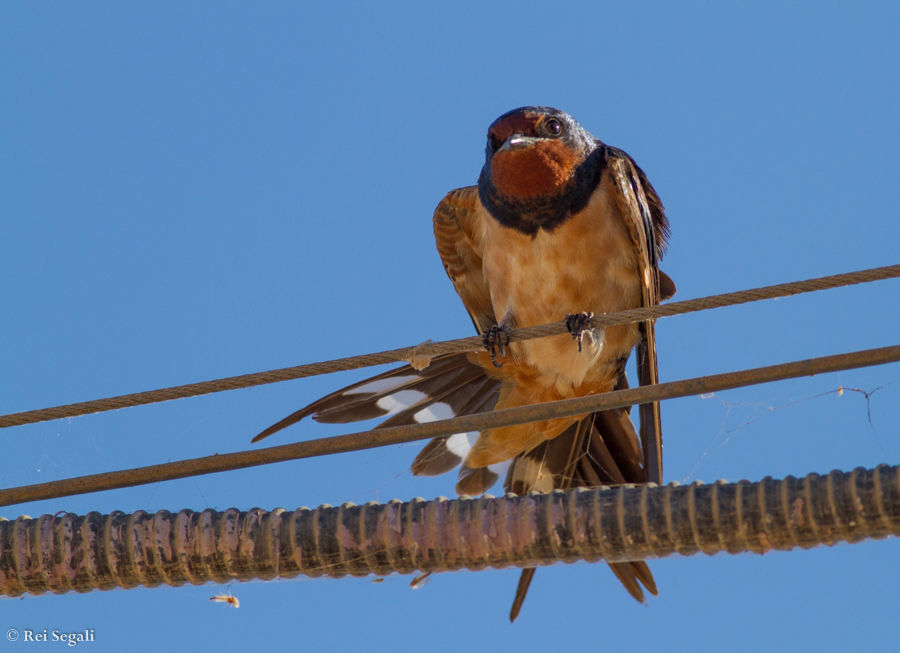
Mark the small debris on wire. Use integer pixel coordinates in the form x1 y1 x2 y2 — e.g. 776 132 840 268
410 572 431 589
408 339 436 371
209 591 240 608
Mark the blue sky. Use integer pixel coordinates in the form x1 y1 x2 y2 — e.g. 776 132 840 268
2 2 899 651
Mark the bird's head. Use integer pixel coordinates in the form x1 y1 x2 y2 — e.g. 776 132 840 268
478 107 604 234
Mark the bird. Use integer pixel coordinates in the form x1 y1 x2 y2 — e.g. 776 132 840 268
253 106 675 621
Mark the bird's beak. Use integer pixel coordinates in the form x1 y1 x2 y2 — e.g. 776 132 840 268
499 134 541 152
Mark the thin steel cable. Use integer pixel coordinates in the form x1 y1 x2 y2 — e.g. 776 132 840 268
2 463 897 597
1 263 897 431
1 344 897 508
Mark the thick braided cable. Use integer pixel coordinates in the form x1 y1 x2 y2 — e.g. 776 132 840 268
2 464 898 597
1 263 897 430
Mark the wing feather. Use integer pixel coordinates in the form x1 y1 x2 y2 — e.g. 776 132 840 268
606 148 669 485
251 353 473 442
433 186 497 333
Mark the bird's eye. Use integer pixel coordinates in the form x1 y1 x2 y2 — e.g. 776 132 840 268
544 119 563 136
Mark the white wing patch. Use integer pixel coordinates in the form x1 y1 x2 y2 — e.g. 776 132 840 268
345 375 420 396
413 401 454 422
413 402 481 467
375 390 428 415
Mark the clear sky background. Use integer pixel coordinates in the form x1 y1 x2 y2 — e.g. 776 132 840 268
2 3 899 651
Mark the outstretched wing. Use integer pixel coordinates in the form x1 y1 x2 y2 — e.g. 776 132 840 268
605 147 671 486
253 187 501 447
433 186 497 333
251 353 492 443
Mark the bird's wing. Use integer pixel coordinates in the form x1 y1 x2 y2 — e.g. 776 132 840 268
251 352 499 444
605 148 670 486
433 186 497 333
253 188 501 446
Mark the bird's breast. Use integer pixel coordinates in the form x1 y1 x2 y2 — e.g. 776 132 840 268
480 180 643 392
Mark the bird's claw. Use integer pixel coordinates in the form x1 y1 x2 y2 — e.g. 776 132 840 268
483 325 511 368
565 312 595 353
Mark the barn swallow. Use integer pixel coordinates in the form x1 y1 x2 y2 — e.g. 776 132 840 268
253 106 675 621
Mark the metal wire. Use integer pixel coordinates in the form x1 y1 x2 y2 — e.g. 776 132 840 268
1 344 897 508
1 263 897 431
2 463 897 597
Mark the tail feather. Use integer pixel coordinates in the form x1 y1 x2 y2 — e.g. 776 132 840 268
504 374 659 621
456 462 504 496
608 562 646 604
585 422 627 485
630 560 658 597
509 568 536 623
593 407 644 478
637 323 663 485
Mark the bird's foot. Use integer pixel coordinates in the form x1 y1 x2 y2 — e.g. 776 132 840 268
565 312 595 353
482 324 511 368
